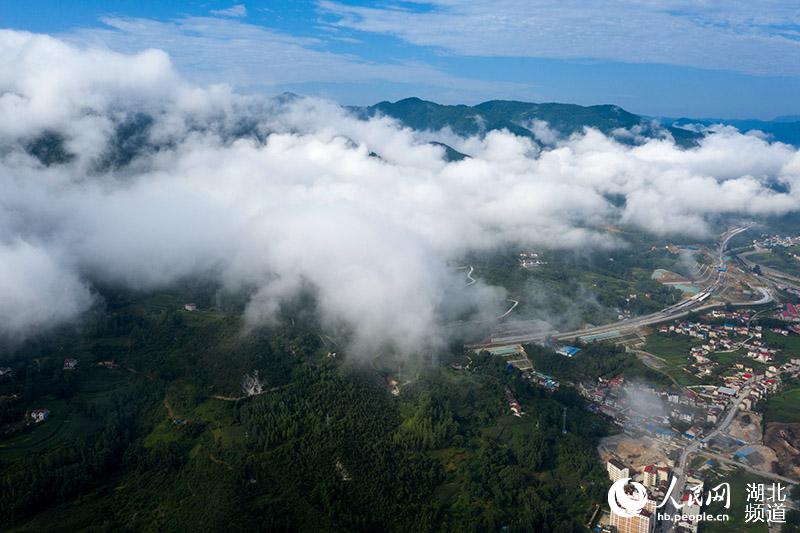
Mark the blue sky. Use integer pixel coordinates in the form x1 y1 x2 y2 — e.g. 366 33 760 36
2 0 800 118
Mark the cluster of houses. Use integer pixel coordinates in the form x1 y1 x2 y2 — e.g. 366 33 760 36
718 366 789 411
578 376 640 426
594 372 792 532
505 386 524 417
675 368 780 420
581 372 754 442
580 375 624 405
780 303 800 322
524 370 559 391
518 251 547 269
753 234 800 248
657 310 786 375
581 321 800 443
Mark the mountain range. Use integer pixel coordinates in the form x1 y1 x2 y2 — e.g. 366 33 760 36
354 97 702 150
23 96 800 168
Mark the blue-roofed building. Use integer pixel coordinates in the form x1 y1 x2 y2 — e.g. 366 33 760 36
556 345 581 357
734 446 756 458
529 370 559 391
684 426 702 439
643 423 676 440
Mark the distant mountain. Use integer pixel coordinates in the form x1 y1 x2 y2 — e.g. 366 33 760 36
355 97 703 148
429 141 468 162
661 117 800 147
773 115 800 123
37 95 796 171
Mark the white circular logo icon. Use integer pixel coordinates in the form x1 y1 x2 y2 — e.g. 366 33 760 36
608 478 648 518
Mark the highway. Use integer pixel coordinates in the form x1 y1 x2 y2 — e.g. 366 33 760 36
470 225 787 531
465 225 791 530
471 225 771 349
738 248 800 290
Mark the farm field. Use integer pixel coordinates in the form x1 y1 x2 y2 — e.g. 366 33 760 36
643 334 702 386
761 387 800 424
763 331 800 362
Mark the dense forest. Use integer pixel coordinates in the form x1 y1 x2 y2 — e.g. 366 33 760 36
524 342 669 386
0 288 618 531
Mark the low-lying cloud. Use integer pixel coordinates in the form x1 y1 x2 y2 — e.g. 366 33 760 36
2 31 800 352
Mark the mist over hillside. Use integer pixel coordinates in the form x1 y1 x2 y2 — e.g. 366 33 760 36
355 97 703 149
663 116 800 147
2 30 800 353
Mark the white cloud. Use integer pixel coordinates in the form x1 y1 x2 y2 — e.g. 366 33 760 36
211 4 247 18
62 15 531 102
0 240 93 339
1 31 800 352
319 0 800 77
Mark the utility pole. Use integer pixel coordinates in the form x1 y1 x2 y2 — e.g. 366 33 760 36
562 407 567 434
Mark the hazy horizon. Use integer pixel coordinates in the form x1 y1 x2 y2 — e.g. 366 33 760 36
2 1 799 119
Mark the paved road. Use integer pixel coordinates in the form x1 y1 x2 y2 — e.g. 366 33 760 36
662 379 755 532
471 225 770 349
661 385 797 531
462 265 476 286
700 450 798 486
496 299 519 319
738 248 800 291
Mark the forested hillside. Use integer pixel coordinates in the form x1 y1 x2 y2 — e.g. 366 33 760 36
0 289 614 532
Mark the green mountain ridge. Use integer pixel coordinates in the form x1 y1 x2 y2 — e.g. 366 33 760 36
357 96 703 149
30 95 800 171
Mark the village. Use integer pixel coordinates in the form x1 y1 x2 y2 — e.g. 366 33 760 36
753 234 800 249
518 250 547 269
589 308 800 532
479 300 800 532
661 306 800 363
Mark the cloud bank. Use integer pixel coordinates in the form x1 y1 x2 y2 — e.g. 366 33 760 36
64 14 527 104
320 0 800 77
2 31 800 352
